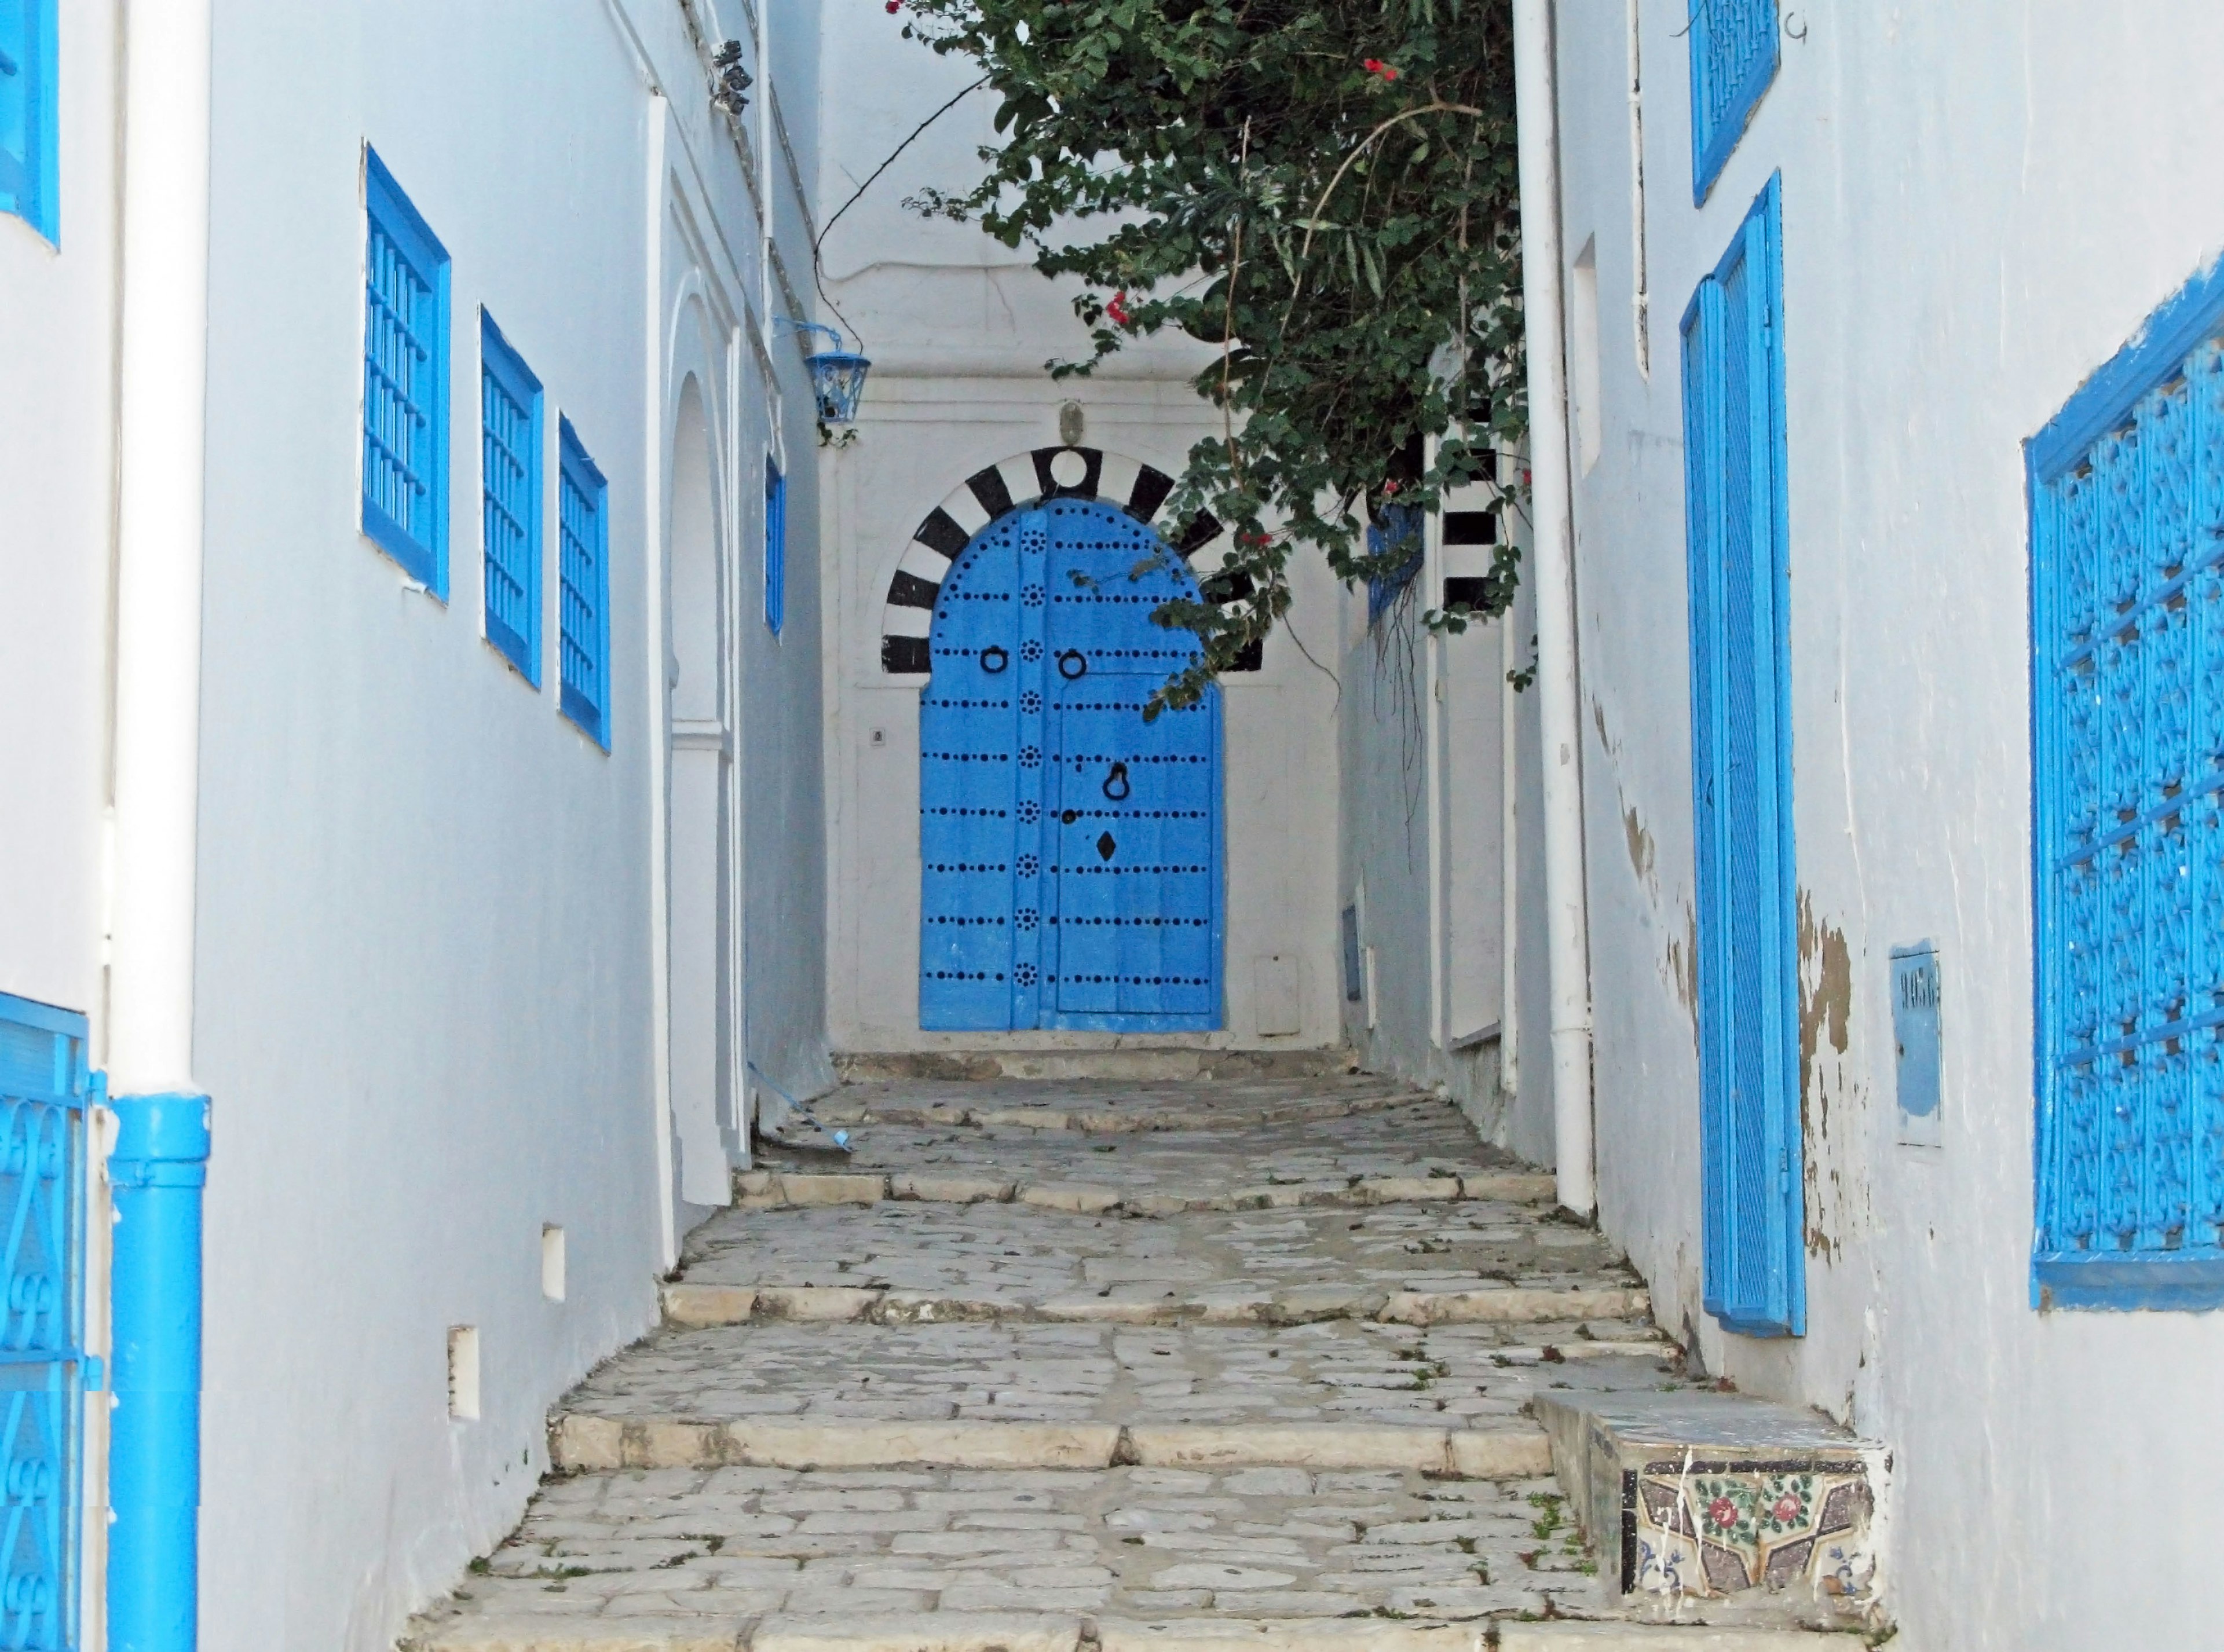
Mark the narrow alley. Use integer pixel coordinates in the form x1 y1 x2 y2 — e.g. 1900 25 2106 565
403 1067 1872 1649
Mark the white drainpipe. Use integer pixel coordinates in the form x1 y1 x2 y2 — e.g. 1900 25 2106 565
1512 0 1597 1215
108 0 213 1098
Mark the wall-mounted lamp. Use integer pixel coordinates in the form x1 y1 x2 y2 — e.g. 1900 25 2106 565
777 319 872 425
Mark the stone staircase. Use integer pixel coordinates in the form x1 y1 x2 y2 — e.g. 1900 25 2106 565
403 1072 1883 1651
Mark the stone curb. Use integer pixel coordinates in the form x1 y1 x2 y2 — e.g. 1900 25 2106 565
1495 1631 1834 1650
728 1171 1557 1215
660 1281 1654 1333
547 1416 1552 1478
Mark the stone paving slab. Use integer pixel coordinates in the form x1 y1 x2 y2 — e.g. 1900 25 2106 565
814 1077 1424 1134
555 1321 1677 1435
669 1200 1643 1331
757 1102 1518 1209
404 1463 1606 1643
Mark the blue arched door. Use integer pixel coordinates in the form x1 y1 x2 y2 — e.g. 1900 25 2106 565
920 498 1222 1031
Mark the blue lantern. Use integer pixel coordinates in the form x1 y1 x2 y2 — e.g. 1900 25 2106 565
779 320 872 424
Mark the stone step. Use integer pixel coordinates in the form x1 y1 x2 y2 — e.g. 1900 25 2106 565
1535 1390 1888 1633
662 1283 1655 1332
410 1615 1842 1650
832 1047 1362 1083
403 1458 1843 1652
730 1170 1557 1216
813 1080 1417 1135
549 1416 1553 1477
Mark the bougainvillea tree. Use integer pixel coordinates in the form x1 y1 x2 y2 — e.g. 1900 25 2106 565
889 0 1526 709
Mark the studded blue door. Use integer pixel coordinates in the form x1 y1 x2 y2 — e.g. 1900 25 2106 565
920 498 1222 1031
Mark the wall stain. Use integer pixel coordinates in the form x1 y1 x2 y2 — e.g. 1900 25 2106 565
1796 891 1854 1261
1623 805 1655 886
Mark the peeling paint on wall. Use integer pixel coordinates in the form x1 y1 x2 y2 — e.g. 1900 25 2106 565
1795 891 1865 1261
1623 804 1655 886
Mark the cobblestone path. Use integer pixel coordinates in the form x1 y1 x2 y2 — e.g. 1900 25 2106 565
404 1078 1828 1652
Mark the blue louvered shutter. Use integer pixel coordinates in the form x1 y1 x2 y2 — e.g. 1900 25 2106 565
1684 173 1801 1336
557 417 610 748
0 0 57 241
479 313 542 682
765 460 787 636
2029 259 2224 1310
1688 0 1779 204
361 150 451 593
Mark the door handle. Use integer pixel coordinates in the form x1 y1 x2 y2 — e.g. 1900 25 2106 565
1102 761 1131 801
1057 650 1088 680
980 645 1009 674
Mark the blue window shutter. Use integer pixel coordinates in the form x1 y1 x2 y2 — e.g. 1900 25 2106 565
1688 0 1779 204
1683 173 1801 1336
479 313 542 684
0 0 57 242
361 149 451 594
2028 257 2224 1311
557 416 611 749
765 459 786 635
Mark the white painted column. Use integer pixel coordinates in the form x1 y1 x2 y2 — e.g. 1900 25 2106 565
1512 0 1596 1215
108 0 215 1097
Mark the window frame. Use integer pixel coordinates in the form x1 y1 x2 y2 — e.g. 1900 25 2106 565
0 0 58 243
478 311 543 684
1688 0 1779 206
764 456 787 636
2028 258 2224 1312
360 147 452 595
557 416 611 749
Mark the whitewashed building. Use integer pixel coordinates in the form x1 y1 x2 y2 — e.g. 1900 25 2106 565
3 0 831 1644
1523 3 2224 1647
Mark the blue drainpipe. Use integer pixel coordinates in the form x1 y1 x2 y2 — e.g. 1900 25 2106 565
107 1093 209 1652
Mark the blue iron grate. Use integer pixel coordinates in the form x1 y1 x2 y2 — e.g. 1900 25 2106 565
0 994 89 1651
361 150 451 592
479 314 542 682
558 417 610 748
1688 0 1778 204
2030 261 2224 1309
0 0 57 241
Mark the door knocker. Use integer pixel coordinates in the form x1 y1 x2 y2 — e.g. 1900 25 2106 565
1102 760 1131 801
979 645 1009 674
1057 650 1088 680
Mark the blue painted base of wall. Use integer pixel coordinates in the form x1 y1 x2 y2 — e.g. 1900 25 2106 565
2033 1250 2224 1312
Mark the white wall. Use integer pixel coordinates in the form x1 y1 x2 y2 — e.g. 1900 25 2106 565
190 2 825 1644
815 9 1345 1054
0 2 116 1025
1554 4 2224 1646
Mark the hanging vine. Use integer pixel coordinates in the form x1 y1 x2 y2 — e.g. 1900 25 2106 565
891 0 1527 711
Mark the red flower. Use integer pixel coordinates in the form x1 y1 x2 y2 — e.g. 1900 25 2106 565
1772 1495 1804 1524
1382 479 1401 496
1106 291 1132 327
1363 58 1400 82
886 2 901 11
1707 1497 1739 1530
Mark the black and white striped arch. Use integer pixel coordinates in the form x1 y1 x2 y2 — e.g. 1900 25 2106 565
878 446 1226 677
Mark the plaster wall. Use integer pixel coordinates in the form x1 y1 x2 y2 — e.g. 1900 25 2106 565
1552 4 2224 1646
814 9 1345 1054
0 2 116 1026
189 1 825 1645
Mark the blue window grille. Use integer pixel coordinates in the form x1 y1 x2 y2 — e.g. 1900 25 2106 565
0 0 58 242
2029 258 2224 1312
361 148 450 594
479 313 542 683
558 417 610 748
1365 504 1425 627
765 458 787 636
1682 174 1801 1337
0 992 92 1652
1688 0 1779 205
